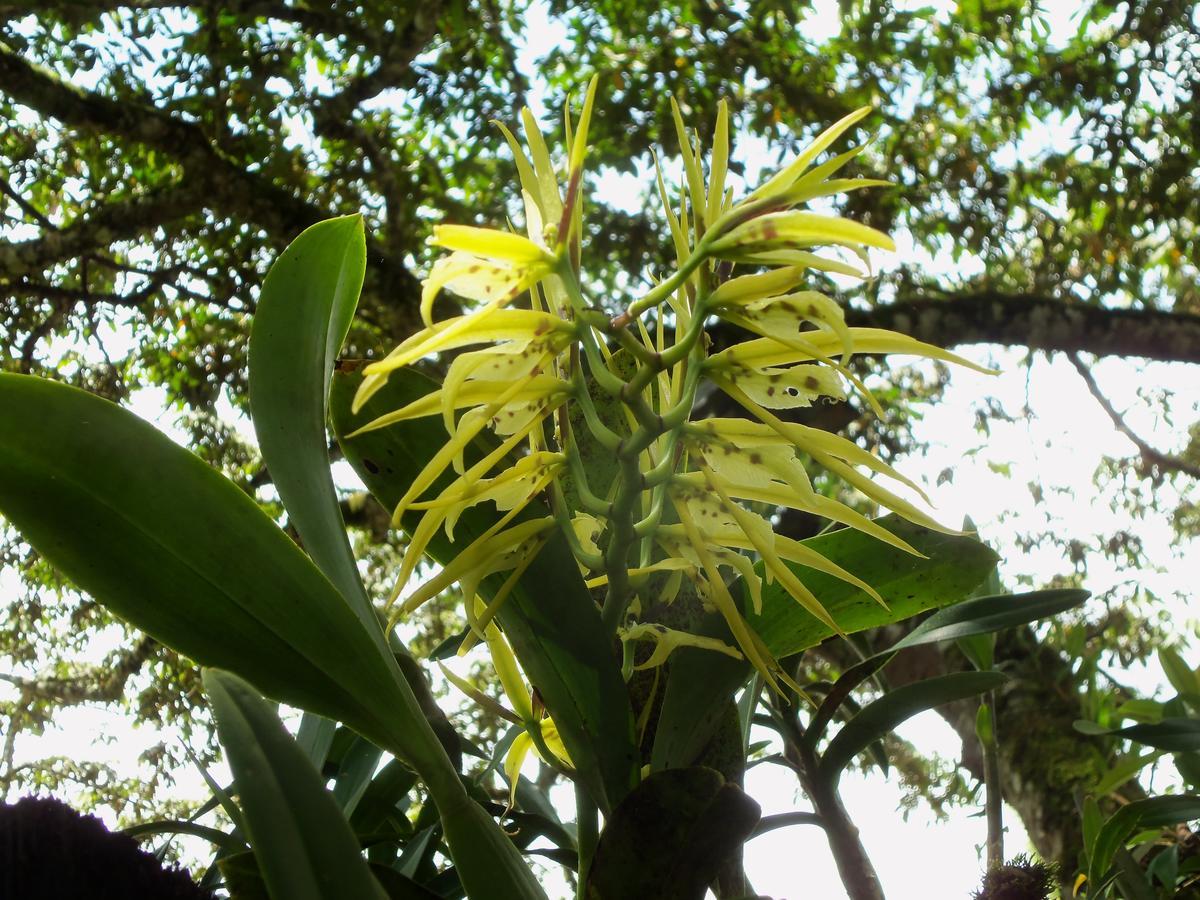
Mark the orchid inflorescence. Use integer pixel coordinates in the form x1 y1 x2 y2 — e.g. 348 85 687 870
349 76 991 708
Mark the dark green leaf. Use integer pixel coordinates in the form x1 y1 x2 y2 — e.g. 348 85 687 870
1160 648 1199 698
1074 718 1200 752
332 736 385 818
584 768 760 900
369 864 444 900
120 820 246 853
1087 795 1200 894
892 589 1089 651
249 214 372 627
808 589 1087 744
0 373 419 759
204 668 389 900
0 374 545 900
248 217 376 772
219 851 271 900
349 759 418 836
819 671 1007 781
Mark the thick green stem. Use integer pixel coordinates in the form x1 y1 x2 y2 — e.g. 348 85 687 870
624 239 712 320
550 478 605 570
575 780 598 898
981 693 1005 869
599 454 643 632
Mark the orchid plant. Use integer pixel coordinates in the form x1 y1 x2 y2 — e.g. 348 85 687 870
0 77 1096 900
351 76 990 729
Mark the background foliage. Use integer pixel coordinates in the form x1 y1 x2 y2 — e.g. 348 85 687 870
2 1 1199 893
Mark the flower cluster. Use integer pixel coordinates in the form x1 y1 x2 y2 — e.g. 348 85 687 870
351 78 991 699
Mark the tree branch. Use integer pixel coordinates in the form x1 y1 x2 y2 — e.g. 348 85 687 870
1068 353 1200 479
846 293 1200 364
1 2 376 43
0 37 423 323
0 179 209 278
0 634 157 706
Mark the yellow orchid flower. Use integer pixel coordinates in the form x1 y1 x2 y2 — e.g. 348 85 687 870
359 85 995 717
439 619 572 810
618 622 743 670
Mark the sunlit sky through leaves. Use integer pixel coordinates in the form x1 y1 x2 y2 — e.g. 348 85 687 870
3 1 1199 897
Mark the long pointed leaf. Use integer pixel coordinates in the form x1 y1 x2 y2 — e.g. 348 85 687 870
249 214 373 626
204 668 389 900
1074 718 1200 752
0 373 546 900
892 589 1089 652
0 373 410 749
809 588 1090 743
819 671 1007 782
1087 795 1200 894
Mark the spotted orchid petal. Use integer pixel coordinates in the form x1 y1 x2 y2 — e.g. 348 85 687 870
431 225 557 265
709 210 895 258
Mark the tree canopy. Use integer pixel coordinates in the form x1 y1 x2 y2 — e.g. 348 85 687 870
2 1 1199 894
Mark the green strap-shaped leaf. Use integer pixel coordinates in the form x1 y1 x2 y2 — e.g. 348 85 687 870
652 518 999 769
204 668 389 900
1159 647 1200 697
0 373 408 750
807 588 1090 743
1087 794 1200 896
1074 717 1200 752
248 214 374 630
0 374 546 900
819 671 1007 782
892 588 1089 651
584 768 760 900
120 820 246 853
331 365 638 813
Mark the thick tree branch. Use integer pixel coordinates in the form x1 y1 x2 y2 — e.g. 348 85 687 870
846 294 1200 364
0 38 421 307
0 634 157 706
0 180 209 279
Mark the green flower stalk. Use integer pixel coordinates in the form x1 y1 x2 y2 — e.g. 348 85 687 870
350 77 994 693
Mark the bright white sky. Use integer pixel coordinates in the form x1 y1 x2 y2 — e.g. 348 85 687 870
4 2 1199 898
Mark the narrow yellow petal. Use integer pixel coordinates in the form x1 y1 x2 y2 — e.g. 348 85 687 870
485 623 535 722
619 622 743 670
567 74 599 175
432 225 556 264
673 495 783 693
492 119 544 218
705 99 730 229
709 266 807 307
669 97 707 232
439 662 522 724
653 151 691 269
503 732 534 809
710 210 895 256
748 106 873 201
521 107 564 224
715 327 1000 374
704 470 844 636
